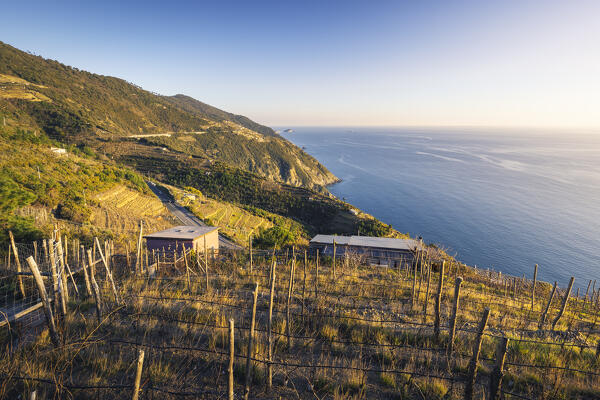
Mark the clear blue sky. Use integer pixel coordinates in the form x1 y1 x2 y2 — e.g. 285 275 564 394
2 0 599 128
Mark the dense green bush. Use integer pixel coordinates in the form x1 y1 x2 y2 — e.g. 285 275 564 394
55 200 91 223
358 219 393 237
0 215 44 244
253 226 297 249
0 175 36 213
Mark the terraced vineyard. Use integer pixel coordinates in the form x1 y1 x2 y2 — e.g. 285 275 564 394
169 186 302 245
91 184 178 236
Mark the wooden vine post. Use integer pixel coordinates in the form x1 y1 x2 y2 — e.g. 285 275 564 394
244 283 259 400
302 249 307 322
489 337 509 400
585 280 592 307
422 260 432 317
332 240 336 279
95 237 120 304
62 241 79 297
132 349 145 400
183 247 191 292
48 239 60 316
145 247 149 274
86 249 103 323
286 257 295 351
9 231 26 298
25 256 60 347
135 220 143 275
446 276 463 360
411 257 418 309
465 308 490 400
229 318 235 400
57 240 70 302
80 245 92 298
315 249 320 300
267 260 277 392
204 236 208 274
42 239 49 266
551 277 575 330
539 281 557 329
531 264 538 311
126 242 131 267
33 241 38 264
249 234 253 274
434 260 446 340
417 252 425 300
50 240 67 318
204 244 210 292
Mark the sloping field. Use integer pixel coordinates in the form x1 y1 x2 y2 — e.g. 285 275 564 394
91 184 177 235
2 248 599 399
169 187 273 244
0 73 51 102
14 184 177 241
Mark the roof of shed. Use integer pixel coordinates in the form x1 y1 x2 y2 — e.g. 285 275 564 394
310 235 422 251
144 226 218 240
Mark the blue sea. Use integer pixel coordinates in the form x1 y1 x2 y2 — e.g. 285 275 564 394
280 127 600 288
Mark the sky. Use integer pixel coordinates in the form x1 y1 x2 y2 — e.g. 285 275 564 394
1 0 599 128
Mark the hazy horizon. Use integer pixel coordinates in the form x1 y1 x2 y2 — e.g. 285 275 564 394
2 0 599 129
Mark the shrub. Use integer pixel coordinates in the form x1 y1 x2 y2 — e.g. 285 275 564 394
253 225 296 249
0 215 44 244
55 200 91 223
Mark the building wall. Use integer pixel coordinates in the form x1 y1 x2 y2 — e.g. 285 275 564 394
192 230 219 252
146 238 194 252
309 243 416 261
145 231 219 253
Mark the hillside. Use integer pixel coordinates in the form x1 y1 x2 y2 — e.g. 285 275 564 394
0 127 177 244
164 94 276 137
121 146 403 239
167 185 305 246
0 40 407 249
0 41 337 190
2 239 598 399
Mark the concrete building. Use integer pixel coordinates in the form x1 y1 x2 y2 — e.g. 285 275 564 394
144 226 219 253
309 234 423 267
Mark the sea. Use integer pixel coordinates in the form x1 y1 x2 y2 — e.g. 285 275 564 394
280 127 600 289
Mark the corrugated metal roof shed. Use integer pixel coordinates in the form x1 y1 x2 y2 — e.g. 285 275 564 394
144 225 218 240
310 235 421 251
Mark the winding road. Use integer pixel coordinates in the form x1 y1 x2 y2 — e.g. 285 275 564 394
146 182 241 249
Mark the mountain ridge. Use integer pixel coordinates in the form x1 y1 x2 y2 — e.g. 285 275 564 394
0 40 337 190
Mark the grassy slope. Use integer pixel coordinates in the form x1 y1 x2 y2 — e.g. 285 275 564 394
168 185 306 245
2 251 598 399
0 40 337 190
0 126 176 244
123 150 404 239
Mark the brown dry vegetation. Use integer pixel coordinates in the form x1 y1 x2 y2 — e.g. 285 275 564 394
2 246 600 399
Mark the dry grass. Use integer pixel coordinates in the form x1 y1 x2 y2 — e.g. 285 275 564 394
1 250 599 399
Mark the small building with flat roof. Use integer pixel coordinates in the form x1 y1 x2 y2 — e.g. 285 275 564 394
309 234 422 267
144 225 218 253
